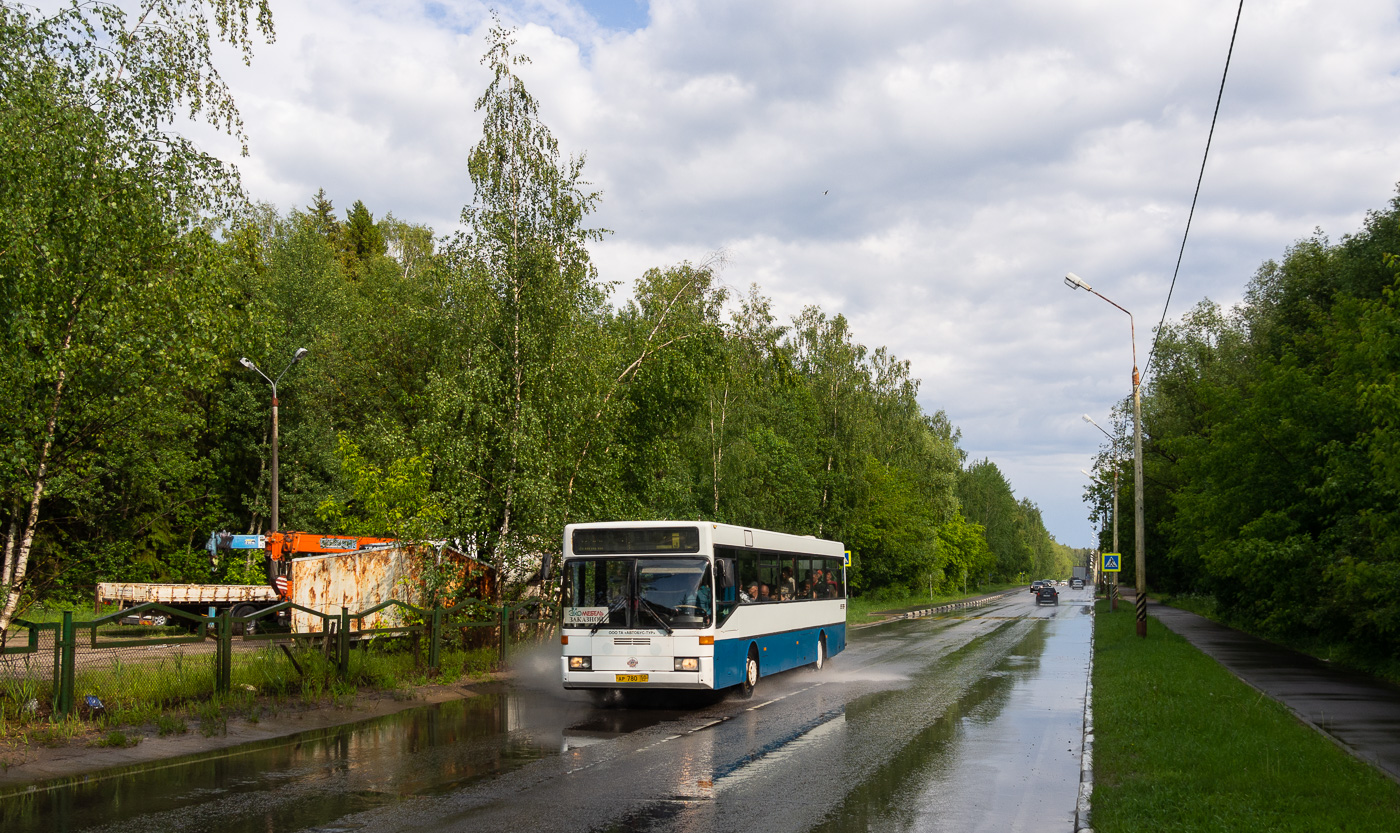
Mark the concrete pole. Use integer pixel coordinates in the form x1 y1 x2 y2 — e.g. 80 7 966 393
1133 366 1147 637
1112 466 1119 612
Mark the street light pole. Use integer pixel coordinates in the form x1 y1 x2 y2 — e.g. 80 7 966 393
1082 414 1126 611
240 348 308 533
1065 273 1147 637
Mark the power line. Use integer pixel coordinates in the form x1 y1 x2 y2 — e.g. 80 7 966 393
1143 0 1245 380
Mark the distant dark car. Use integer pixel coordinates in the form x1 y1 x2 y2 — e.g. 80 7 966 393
1035 585 1059 606
1070 577 1085 589
1029 580 1046 593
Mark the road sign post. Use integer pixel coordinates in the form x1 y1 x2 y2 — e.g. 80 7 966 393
1102 553 1122 613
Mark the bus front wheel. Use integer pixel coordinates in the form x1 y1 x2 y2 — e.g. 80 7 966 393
740 648 759 698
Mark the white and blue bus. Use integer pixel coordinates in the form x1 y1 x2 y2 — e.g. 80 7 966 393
559 521 847 696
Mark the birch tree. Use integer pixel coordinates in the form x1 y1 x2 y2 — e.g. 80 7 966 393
435 20 609 588
0 0 273 633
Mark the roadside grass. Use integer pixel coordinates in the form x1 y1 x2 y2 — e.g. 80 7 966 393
1092 600 1400 832
846 583 1021 623
0 641 501 748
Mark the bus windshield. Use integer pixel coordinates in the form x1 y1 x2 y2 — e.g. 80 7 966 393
562 557 712 630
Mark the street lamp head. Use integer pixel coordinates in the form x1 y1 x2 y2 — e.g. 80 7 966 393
1064 272 1092 292
292 347 308 363
239 357 254 370
1081 414 1095 425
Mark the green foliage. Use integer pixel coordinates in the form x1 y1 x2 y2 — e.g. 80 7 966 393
316 436 446 541
0 12 1067 623
958 459 1059 580
0 0 274 627
1090 189 1400 668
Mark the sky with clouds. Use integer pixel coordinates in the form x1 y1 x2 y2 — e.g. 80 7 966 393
190 0 1400 546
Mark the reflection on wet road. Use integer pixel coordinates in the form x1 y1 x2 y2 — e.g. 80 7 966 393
2 588 1093 833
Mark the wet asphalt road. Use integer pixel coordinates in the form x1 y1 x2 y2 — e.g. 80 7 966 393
5 587 1094 833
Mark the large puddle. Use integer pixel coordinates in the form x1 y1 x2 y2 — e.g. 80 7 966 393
812 608 1091 832
1 684 613 833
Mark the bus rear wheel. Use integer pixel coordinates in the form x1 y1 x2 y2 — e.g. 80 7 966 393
813 635 826 672
739 648 759 698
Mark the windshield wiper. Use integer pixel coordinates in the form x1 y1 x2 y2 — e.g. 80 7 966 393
637 597 674 635
590 596 629 634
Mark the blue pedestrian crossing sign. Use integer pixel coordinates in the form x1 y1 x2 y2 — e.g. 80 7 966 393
1102 552 1122 572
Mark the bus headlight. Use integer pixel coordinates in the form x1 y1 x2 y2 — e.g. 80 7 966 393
674 657 699 672
568 656 592 671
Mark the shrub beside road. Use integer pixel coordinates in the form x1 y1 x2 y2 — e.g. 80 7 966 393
1091 600 1400 832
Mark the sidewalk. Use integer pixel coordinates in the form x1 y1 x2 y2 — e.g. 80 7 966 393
1129 592 1400 783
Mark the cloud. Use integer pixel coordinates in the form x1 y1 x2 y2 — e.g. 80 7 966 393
196 0 1400 542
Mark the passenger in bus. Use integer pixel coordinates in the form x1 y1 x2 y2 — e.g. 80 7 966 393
758 584 772 602
695 580 712 619
780 567 796 599
741 583 758 603
813 569 829 598
799 578 814 599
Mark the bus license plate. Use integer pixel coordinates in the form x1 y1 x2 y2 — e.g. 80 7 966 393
615 673 648 683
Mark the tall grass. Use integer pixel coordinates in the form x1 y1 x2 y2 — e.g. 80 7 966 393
0 639 499 744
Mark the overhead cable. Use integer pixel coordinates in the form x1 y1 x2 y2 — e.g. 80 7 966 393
1142 0 1245 380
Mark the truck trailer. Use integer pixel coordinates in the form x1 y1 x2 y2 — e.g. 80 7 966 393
95 582 279 630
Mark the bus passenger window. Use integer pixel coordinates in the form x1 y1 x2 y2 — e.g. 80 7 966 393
760 557 782 602
827 559 845 598
739 551 760 601
797 558 815 599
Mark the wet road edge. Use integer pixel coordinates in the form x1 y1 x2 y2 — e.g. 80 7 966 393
853 589 1023 629
1076 602 1095 833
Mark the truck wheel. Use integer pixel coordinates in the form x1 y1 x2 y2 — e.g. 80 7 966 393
233 604 257 635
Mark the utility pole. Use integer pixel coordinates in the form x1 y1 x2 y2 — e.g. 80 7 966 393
240 348 309 532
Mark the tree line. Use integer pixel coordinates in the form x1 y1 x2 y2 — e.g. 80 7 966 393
0 2 1075 631
1085 189 1400 674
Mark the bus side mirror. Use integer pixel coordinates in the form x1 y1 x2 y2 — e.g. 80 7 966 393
540 553 553 583
717 558 735 589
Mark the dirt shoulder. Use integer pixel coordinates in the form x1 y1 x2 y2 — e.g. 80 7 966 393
0 677 496 791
